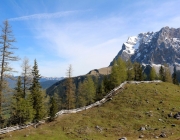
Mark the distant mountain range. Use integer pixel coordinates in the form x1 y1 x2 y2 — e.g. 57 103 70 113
40 76 64 82
40 77 64 89
6 76 64 89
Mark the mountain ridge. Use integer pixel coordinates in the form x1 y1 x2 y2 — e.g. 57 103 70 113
110 26 180 68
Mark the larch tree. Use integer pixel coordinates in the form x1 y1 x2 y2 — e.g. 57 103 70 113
117 57 127 83
65 64 75 109
77 76 96 107
109 60 119 89
85 75 96 105
164 66 172 83
149 67 156 81
109 58 127 90
126 59 135 81
21 57 32 98
0 20 18 118
53 92 62 110
76 81 87 107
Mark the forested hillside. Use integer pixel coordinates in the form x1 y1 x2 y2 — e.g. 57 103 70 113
2 82 180 140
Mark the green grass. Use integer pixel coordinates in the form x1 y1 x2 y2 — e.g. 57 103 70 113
1 82 180 140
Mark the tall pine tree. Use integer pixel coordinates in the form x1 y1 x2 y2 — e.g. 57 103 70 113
49 96 58 121
96 81 106 101
172 65 178 85
11 76 23 124
103 75 111 93
30 60 46 122
11 76 34 125
159 65 165 81
133 62 143 81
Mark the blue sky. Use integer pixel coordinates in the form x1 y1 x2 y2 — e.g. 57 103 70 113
1 0 180 77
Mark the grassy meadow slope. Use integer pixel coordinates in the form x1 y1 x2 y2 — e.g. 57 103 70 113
2 82 180 140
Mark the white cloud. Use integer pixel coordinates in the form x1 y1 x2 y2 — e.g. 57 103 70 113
31 16 126 77
35 36 126 77
8 11 78 21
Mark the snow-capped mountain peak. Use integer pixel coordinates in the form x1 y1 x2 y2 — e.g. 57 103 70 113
110 26 180 66
110 31 157 65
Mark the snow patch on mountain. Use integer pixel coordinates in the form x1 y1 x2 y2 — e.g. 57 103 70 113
122 32 156 56
123 36 138 54
40 76 64 82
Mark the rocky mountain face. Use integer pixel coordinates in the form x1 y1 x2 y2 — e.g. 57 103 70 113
110 26 180 67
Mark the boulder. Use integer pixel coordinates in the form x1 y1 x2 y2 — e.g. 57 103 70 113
139 126 146 131
95 125 102 132
174 112 180 119
168 112 173 117
171 124 176 127
160 132 166 138
24 134 29 137
139 135 144 138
